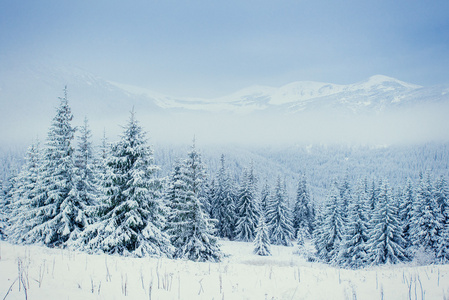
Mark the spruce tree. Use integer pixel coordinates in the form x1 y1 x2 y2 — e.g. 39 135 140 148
434 177 449 262
399 178 415 256
18 88 88 246
266 177 293 246
213 155 236 239
74 117 98 205
0 178 9 240
410 173 443 255
235 163 260 242
316 182 344 263
6 141 42 243
79 110 173 257
367 181 406 265
260 180 270 217
254 214 271 256
166 142 221 262
293 175 314 239
338 181 369 268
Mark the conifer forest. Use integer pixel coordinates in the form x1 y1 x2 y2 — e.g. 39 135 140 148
1 88 448 272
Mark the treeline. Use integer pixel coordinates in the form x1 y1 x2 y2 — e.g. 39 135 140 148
1 88 448 268
314 174 449 267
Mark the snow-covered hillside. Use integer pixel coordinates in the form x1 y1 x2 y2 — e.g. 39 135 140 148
113 74 439 114
1 59 449 145
1 240 448 300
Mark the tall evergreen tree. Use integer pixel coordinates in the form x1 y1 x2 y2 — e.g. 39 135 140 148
79 110 173 257
293 175 314 239
212 155 236 239
254 214 271 256
435 177 449 262
18 88 88 246
166 143 221 262
435 176 449 223
73 117 98 210
367 181 406 265
410 173 443 254
259 180 270 217
339 176 351 220
315 182 344 263
6 141 42 243
399 178 415 255
235 163 260 242
266 177 293 246
338 181 369 268
366 179 379 220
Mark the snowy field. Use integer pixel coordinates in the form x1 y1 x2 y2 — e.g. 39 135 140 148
1 240 449 300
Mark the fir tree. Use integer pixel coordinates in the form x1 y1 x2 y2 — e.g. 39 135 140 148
314 182 344 263
235 163 260 242
366 179 379 222
259 180 270 217
434 177 449 262
435 176 449 223
266 177 293 246
410 173 443 254
6 141 42 243
79 110 173 257
367 181 406 265
166 142 221 262
73 117 98 212
338 181 369 268
0 179 8 240
18 88 88 246
339 176 351 220
293 175 314 239
212 155 236 239
254 214 271 256
399 178 415 256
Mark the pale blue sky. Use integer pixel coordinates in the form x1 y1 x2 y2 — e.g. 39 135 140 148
1 0 448 97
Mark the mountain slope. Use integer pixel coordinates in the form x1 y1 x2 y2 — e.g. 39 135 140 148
112 74 449 115
1 58 448 145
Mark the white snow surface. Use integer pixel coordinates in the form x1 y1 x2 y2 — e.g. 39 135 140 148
109 75 423 113
1 240 448 300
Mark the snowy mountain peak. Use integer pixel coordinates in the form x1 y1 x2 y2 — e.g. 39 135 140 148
358 75 422 90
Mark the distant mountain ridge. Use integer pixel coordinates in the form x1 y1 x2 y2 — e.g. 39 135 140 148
111 74 448 114
1 59 449 145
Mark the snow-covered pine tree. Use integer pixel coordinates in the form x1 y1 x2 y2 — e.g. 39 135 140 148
165 160 187 225
6 141 42 243
366 179 379 220
435 177 449 262
79 110 173 257
410 172 443 257
399 178 415 257
293 175 314 239
337 181 369 268
202 178 214 218
0 178 9 240
235 163 260 242
314 182 344 263
339 176 351 220
71 118 98 230
212 154 236 240
95 129 110 204
259 180 270 217
266 176 293 246
254 214 271 256
367 180 406 265
166 142 221 262
19 88 90 246
435 176 449 223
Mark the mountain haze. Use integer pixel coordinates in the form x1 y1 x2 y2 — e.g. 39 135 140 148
1 59 448 145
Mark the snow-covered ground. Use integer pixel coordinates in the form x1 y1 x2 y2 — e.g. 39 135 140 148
1 240 448 300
